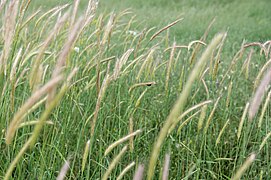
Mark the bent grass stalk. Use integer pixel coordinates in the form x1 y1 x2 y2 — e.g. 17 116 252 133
30 68 78 147
204 96 221 134
129 81 156 93
147 33 224 180
5 72 75 180
177 110 201 134
259 131 271 152
104 129 142 155
116 161 136 180
150 18 183 41
169 100 212 134
6 75 63 144
216 119 230 146
102 145 128 180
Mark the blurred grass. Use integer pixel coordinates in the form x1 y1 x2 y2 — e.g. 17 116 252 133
30 0 271 43
1 0 271 179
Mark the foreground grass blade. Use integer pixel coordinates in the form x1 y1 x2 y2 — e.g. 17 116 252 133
147 33 224 180
231 153 256 180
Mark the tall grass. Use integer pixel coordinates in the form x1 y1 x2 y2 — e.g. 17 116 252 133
0 0 271 179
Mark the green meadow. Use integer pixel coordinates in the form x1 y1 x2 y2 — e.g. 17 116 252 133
1 0 271 179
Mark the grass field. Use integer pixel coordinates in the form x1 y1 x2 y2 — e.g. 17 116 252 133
1 0 271 179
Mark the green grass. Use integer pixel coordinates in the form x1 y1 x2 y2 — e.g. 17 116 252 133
1 0 271 179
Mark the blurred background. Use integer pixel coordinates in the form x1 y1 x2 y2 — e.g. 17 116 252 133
30 0 271 44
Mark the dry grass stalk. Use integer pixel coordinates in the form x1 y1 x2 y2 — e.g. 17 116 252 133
10 48 23 110
57 159 71 180
204 96 221 134
136 47 157 80
47 17 84 105
189 18 216 65
237 102 250 140
135 89 148 108
117 161 136 180
91 74 111 136
30 69 78 147
134 29 146 57
19 9 41 31
212 33 227 80
188 40 207 51
101 13 116 46
253 58 271 91
198 104 208 131
113 49 134 80
102 146 128 180
244 42 267 57
259 131 271 152
249 68 271 120
0 0 19 75
104 129 142 155
165 41 176 93
169 100 212 134
231 153 256 180
216 119 230 146
177 110 201 134
129 117 134 152
258 90 271 128
201 78 210 99
162 154 170 180
164 45 188 52
245 49 253 79
19 120 53 128
147 33 224 180
150 18 183 41
0 0 7 13
133 164 145 180
70 0 80 30
220 45 245 85
82 140 91 173
178 66 185 91
129 81 156 93
10 48 23 82
30 11 70 90
226 81 233 108
35 5 66 26
6 75 63 144
85 0 98 26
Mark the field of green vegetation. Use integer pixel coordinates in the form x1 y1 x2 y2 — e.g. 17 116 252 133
1 0 271 179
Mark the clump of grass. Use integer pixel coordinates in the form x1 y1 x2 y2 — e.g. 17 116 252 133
147 33 224 179
1 0 271 179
